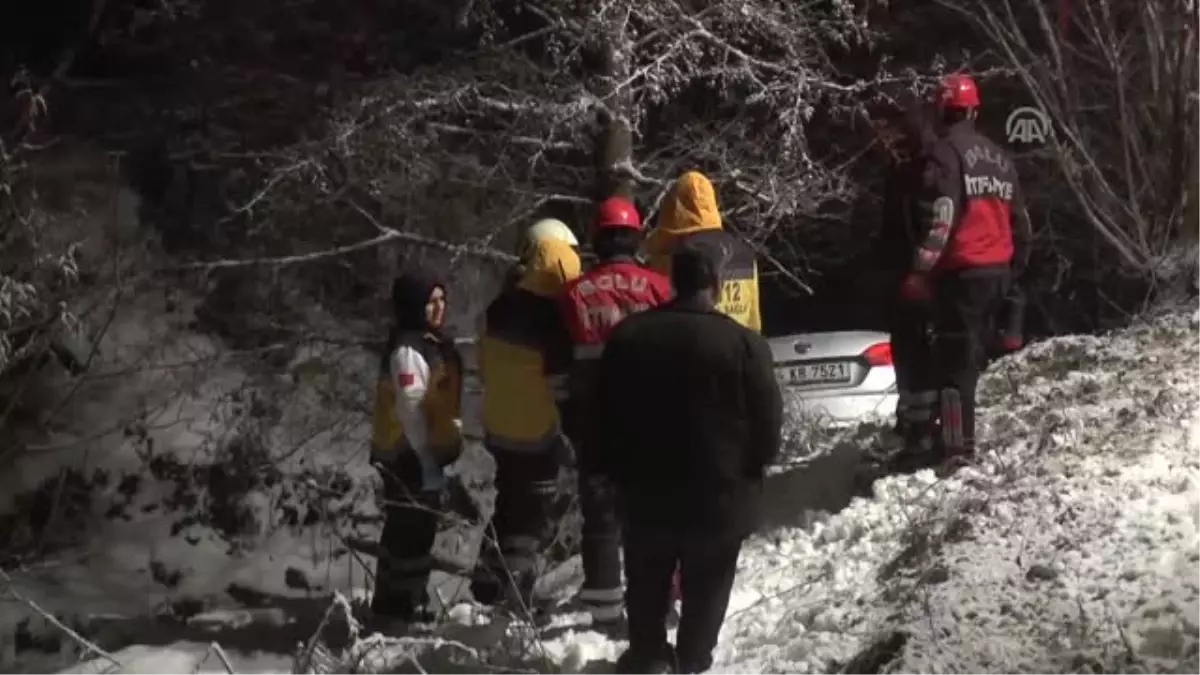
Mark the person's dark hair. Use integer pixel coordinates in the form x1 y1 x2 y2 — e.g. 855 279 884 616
941 106 974 126
901 103 937 157
671 240 724 298
592 227 641 260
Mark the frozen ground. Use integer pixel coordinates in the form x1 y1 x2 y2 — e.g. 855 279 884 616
0 293 1196 673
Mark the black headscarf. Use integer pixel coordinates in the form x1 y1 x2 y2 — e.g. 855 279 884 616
390 268 446 333
386 268 462 386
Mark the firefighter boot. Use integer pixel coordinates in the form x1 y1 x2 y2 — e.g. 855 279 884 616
616 643 677 674
936 387 973 476
884 417 938 474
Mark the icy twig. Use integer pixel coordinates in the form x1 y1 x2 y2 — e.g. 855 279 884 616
297 596 339 670
204 642 237 674
295 591 359 673
0 570 122 671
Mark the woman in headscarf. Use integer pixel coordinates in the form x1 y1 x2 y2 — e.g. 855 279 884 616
369 268 464 628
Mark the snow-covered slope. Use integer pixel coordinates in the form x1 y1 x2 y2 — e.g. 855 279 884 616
6 301 1198 674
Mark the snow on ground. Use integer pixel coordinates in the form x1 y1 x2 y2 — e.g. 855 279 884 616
60 643 292 674
11 296 1200 667
482 312 1198 673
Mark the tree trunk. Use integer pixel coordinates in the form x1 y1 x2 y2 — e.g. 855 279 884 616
590 14 635 203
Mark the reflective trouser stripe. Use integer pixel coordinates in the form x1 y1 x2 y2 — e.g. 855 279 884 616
579 587 624 604
528 479 558 496
479 536 540 575
940 387 963 451
499 536 540 574
573 343 604 360
580 585 625 623
548 374 569 401
901 390 937 421
588 603 624 623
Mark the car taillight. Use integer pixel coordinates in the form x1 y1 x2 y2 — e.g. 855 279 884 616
862 341 892 367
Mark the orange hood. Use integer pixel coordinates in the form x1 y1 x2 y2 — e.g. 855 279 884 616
645 171 722 261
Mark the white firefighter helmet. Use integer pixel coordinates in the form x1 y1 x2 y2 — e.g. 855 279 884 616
524 218 579 255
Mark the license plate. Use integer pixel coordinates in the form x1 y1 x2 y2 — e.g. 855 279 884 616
775 361 853 387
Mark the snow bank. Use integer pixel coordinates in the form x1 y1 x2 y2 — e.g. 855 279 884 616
881 314 1200 674
297 312 1197 675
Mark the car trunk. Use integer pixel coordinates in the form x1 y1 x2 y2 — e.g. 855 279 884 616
767 331 893 394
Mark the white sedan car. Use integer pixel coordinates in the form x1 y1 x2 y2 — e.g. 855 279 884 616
766 330 898 425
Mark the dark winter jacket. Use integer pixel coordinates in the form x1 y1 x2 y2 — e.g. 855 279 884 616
480 238 580 453
877 158 928 276
592 295 784 539
874 109 937 278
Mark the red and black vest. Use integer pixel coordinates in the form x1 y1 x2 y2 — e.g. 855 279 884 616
940 123 1020 270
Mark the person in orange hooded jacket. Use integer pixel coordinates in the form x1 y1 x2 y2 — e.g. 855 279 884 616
644 170 762 334
643 170 761 620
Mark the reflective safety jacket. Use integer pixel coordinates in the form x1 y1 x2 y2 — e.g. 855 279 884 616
479 238 581 453
644 170 763 333
911 120 1032 276
559 257 671 453
560 258 672 362
371 274 464 468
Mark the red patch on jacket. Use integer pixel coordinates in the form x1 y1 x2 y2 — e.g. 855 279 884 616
397 372 416 387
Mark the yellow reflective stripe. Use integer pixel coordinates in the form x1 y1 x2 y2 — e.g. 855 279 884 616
485 427 561 454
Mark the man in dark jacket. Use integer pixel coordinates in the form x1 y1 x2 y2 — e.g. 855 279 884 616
594 241 784 674
899 73 1033 467
872 103 940 455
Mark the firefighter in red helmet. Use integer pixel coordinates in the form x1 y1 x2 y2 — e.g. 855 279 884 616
895 73 1033 472
559 195 672 628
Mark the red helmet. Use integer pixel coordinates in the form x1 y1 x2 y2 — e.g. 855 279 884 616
937 73 981 110
593 196 641 231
